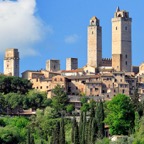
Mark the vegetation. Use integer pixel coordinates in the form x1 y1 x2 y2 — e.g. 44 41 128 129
0 75 32 94
1 81 144 143
104 94 135 135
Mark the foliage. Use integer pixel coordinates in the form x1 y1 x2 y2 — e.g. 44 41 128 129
0 75 32 94
80 96 89 112
24 90 50 110
51 85 68 114
96 138 110 144
95 100 104 139
104 94 135 135
66 104 75 113
133 116 144 144
0 116 29 143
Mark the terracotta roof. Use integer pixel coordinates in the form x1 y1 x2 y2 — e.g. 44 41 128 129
61 69 83 73
66 75 100 80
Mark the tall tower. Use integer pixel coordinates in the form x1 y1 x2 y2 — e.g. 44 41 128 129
4 48 19 77
66 58 78 70
87 16 102 68
112 7 132 72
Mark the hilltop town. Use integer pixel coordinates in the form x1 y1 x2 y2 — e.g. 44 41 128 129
3 7 144 106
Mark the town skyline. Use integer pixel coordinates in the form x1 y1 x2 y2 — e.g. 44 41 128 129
0 0 144 75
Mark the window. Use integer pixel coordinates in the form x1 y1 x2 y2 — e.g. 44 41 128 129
125 61 127 65
54 78 57 81
122 89 125 93
125 54 127 58
60 78 63 81
46 86 48 89
92 31 93 34
125 26 127 30
116 27 117 30
40 86 42 89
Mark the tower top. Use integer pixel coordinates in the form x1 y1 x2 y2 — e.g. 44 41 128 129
89 16 100 26
114 8 130 19
116 6 120 12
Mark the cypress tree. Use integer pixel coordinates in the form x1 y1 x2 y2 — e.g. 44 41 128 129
52 121 60 144
59 118 65 144
79 111 83 142
74 121 80 144
27 127 31 144
81 112 86 144
72 117 77 143
95 100 104 139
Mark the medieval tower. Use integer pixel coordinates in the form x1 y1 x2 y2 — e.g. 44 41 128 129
4 48 19 77
112 7 132 72
87 16 102 68
66 58 78 70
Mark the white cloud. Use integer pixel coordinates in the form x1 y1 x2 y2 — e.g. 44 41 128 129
64 34 79 44
0 0 48 56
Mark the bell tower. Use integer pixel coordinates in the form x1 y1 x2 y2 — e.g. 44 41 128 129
112 7 132 72
87 16 102 68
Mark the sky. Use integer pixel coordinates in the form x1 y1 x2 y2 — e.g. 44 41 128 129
0 0 144 76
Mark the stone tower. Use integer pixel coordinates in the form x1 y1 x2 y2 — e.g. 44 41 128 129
66 58 78 70
46 59 60 72
4 48 19 77
87 16 102 68
112 7 132 72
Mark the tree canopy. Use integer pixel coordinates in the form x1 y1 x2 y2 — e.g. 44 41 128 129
0 75 32 94
104 94 135 135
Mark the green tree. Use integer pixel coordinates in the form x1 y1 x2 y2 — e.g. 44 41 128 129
66 104 75 114
0 93 6 114
24 90 49 110
4 93 24 113
59 118 65 144
51 85 68 114
104 94 135 135
133 116 144 144
95 100 104 139
0 75 32 94
74 120 80 144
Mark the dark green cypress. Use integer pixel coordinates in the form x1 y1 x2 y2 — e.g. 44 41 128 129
72 117 77 143
59 118 65 144
81 112 86 144
74 121 80 144
27 127 31 144
52 121 60 144
79 111 83 142
95 100 104 139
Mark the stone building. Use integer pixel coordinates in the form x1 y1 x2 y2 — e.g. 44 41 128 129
21 7 143 102
112 7 132 72
4 48 19 77
66 58 78 70
87 16 102 68
46 60 60 72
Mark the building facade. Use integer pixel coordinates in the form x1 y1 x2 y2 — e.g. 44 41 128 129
4 48 19 77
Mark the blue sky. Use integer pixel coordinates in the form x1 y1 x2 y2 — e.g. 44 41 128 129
0 0 144 75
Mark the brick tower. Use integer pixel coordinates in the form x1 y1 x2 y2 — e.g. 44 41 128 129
112 7 132 72
87 16 102 68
